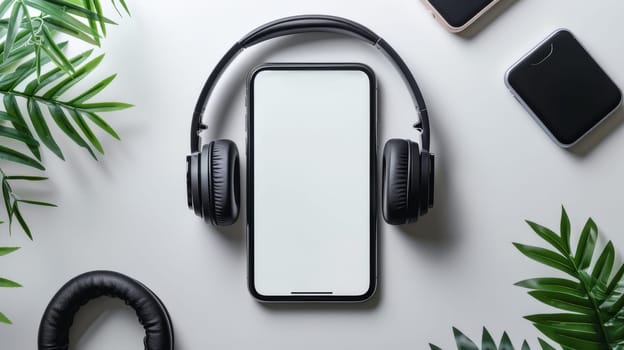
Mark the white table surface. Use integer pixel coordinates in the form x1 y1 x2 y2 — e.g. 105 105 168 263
2 0 624 348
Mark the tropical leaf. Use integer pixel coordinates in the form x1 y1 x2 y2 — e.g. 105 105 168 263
430 328 556 350
83 0 101 46
0 0 125 77
4 175 47 181
0 245 20 325
40 24 73 75
0 171 54 239
0 246 18 256
0 144 43 169
0 0 132 328
3 92 40 160
12 201 32 239
0 48 130 164
0 277 21 287
516 207 624 349
0 310 12 324
0 0 130 177
3 1 23 60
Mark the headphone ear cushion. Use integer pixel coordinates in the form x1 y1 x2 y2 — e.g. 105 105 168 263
208 140 240 226
382 139 420 225
418 151 435 216
186 153 203 218
38 271 174 350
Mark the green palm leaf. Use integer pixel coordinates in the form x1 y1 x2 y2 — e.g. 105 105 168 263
0 144 43 169
0 246 20 324
2 0 123 78
0 1 131 325
0 311 12 324
0 48 130 164
3 2 23 60
0 246 19 256
430 328 554 350
0 277 20 287
0 173 53 239
516 207 624 349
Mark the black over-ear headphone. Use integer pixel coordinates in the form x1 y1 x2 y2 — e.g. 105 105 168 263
187 14 435 226
38 271 174 350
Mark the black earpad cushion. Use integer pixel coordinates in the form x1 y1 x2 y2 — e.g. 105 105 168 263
186 156 194 209
38 270 174 350
209 140 240 226
200 143 213 221
406 141 421 223
382 139 420 225
419 151 432 216
428 154 435 209
187 153 202 217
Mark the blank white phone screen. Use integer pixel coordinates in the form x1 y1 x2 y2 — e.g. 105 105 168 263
250 68 374 298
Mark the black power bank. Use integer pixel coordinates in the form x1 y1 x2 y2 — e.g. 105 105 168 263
506 30 622 147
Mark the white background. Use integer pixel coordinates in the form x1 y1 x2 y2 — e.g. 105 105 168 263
2 0 624 349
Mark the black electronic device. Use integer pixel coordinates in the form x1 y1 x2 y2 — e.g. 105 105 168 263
422 0 499 32
506 29 622 147
186 15 435 228
246 63 377 301
185 15 436 301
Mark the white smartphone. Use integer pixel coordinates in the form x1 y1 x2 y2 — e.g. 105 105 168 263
421 0 500 33
246 63 377 302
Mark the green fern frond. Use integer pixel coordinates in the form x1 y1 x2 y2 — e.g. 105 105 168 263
430 327 555 350
515 207 624 350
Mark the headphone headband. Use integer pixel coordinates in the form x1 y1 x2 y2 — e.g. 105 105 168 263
191 14 431 153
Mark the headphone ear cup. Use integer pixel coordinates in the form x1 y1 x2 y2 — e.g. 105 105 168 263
382 139 420 225
207 140 240 226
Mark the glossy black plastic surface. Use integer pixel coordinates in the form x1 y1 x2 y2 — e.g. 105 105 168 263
428 0 495 28
507 30 622 146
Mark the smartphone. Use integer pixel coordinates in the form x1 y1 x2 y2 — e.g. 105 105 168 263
246 63 377 302
505 29 622 147
421 0 500 33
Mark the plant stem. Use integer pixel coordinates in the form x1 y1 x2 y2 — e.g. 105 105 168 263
566 253 611 348
0 89 91 115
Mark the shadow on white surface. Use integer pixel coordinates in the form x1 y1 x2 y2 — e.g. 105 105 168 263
397 96 460 256
398 156 458 254
569 106 624 157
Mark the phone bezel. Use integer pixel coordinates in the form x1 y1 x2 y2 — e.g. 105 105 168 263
245 63 378 303
421 0 500 33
